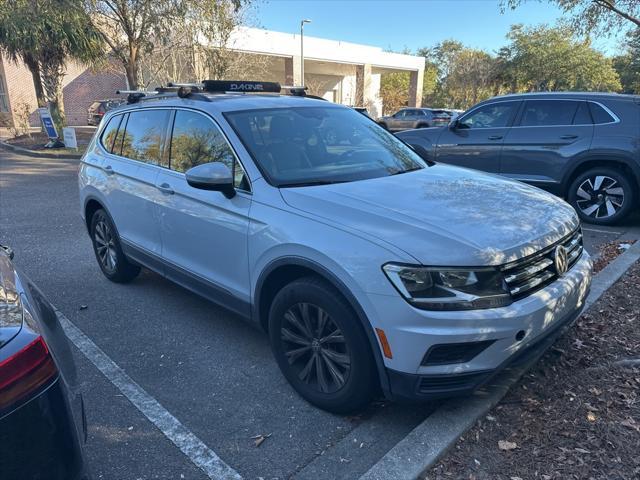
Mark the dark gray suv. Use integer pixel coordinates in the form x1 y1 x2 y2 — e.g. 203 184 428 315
397 92 640 225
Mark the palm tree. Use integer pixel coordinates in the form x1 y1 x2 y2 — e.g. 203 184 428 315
0 0 103 134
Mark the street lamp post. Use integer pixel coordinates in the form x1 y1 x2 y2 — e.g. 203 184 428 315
300 19 311 86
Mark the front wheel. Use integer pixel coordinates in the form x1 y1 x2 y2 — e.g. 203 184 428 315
567 168 635 225
268 277 376 413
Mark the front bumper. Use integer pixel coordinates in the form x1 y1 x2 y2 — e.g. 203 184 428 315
363 251 592 400
386 300 584 400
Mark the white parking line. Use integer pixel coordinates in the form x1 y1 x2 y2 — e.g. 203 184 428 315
56 311 242 480
582 227 620 234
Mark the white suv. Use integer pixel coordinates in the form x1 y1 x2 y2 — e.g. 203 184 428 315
79 81 592 413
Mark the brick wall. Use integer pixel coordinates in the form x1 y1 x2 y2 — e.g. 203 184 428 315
62 61 127 125
1 54 127 128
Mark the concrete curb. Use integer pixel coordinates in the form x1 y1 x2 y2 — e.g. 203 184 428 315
0 140 83 159
359 240 640 480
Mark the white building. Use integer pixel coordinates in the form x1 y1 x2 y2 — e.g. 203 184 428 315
0 26 425 127
227 27 426 118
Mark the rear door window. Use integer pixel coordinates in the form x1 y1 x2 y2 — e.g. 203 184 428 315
120 109 170 166
519 100 579 126
100 114 123 153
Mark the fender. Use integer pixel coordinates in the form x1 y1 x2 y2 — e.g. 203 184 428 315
254 256 392 397
561 152 640 192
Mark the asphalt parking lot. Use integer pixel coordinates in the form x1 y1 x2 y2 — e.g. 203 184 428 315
1 149 639 480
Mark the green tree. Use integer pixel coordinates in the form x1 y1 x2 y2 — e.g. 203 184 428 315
84 0 249 89
502 0 640 34
418 41 500 109
0 0 103 133
498 24 621 92
612 28 640 93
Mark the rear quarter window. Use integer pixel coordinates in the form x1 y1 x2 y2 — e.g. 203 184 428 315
588 102 616 124
100 114 123 153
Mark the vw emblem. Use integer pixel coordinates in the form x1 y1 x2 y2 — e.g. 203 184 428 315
554 245 569 276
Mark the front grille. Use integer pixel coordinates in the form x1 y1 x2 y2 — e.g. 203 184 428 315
502 228 583 300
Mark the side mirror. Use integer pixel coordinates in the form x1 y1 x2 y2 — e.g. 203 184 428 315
185 162 235 198
448 118 458 130
0 245 14 260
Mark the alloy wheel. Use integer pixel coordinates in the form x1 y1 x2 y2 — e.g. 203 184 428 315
94 220 117 273
575 175 625 220
281 302 351 394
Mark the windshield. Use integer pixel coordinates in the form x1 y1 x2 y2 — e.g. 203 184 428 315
225 106 426 187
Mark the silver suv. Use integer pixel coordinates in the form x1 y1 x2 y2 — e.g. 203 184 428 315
79 81 592 413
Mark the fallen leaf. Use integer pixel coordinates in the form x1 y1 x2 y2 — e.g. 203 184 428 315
587 412 597 422
575 448 590 454
498 440 518 451
251 433 272 447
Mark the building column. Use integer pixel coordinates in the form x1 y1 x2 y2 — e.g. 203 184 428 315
408 68 424 107
284 56 302 86
355 63 372 108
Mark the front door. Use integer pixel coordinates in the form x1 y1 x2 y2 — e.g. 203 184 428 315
500 99 594 190
155 109 253 316
435 100 521 173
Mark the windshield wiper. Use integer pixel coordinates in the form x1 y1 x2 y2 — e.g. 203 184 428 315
390 167 423 176
278 180 348 188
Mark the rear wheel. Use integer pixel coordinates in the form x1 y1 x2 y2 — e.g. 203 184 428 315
90 209 140 283
268 277 376 413
567 167 635 225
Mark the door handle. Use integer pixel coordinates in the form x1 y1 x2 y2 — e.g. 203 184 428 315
156 183 174 195
487 135 503 140
560 134 578 140
103 165 115 175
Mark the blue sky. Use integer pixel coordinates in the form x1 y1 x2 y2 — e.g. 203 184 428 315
252 0 623 55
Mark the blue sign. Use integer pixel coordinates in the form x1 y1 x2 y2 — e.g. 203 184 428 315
37 107 58 139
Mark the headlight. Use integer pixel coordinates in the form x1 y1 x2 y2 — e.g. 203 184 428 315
382 263 512 311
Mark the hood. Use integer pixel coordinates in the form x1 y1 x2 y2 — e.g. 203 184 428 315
280 165 579 266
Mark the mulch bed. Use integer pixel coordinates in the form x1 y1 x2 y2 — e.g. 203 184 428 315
427 261 640 480
5 130 93 153
592 240 637 274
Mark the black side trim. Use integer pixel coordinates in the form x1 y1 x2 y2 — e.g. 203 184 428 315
254 256 391 397
120 240 251 319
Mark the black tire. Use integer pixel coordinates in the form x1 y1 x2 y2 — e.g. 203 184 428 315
89 209 140 283
567 167 635 225
268 276 376 413
416 122 429 129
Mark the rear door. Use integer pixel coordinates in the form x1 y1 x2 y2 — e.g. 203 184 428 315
435 100 521 172
500 99 594 189
155 109 253 316
101 108 171 262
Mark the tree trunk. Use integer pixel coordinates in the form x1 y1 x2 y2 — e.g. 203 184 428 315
125 43 139 89
40 61 66 137
23 55 46 108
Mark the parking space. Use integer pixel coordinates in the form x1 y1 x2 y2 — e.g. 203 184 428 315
0 150 437 479
2 150 639 480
